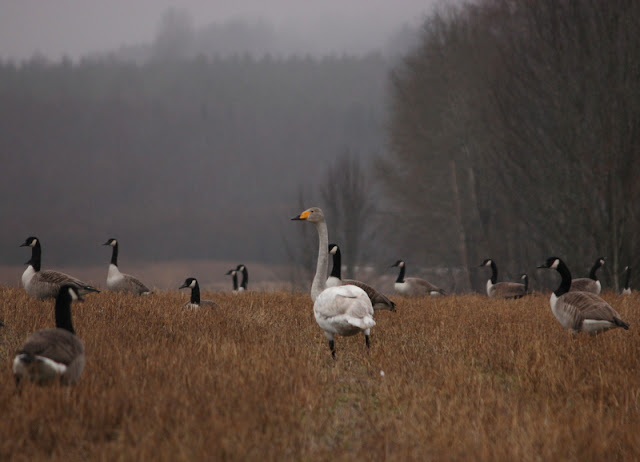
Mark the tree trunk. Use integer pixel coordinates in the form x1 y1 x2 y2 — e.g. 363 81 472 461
450 160 471 291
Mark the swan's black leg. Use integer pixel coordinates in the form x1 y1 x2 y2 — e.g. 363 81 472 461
329 339 336 359
365 334 370 349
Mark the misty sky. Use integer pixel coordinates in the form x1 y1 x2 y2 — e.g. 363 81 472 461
0 0 437 60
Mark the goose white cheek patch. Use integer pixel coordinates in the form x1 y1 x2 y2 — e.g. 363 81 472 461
69 288 78 301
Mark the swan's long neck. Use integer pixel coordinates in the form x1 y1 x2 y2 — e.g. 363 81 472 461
311 220 329 302
110 243 119 266
190 282 201 304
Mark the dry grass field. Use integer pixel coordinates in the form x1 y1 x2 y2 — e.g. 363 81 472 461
0 287 638 461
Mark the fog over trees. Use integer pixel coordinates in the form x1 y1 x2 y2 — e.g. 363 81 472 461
379 0 640 292
0 52 387 268
2 0 639 292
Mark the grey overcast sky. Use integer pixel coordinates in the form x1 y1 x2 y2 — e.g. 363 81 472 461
0 0 438 60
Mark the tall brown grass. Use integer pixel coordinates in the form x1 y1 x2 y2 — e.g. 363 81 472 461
0 287 638 461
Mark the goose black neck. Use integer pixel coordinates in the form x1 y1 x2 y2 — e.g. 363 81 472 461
395 265 405 283
54 291 75 334
190 282 201 304
28 241 42 272
330 247 342 279
589 261 601 280
239 268 248 290
523 276 528 292
110 242 119 266
489 261 498 284
553 260 572 297
624 267 631 289
231 273 238 291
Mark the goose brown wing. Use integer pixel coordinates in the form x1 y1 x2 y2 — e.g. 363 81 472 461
38 270 98 295
493 282 526 299
123 274 150 293
19 328 85 366
559 292 622 329
406 277 445 294
343 279 395 311
570 278 598 293
39 270 86 287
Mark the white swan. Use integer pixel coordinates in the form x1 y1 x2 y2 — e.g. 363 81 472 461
292 207 375 358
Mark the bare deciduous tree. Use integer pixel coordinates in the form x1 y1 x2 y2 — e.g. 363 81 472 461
380 0 640 292
320 150 377 279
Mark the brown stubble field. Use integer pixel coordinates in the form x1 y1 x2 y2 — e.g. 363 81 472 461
0 287 638 461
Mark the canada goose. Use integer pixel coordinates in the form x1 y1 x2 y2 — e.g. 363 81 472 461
13 284 85 385
226 269 239 292
236 264 248 291
570 257 605 294
103 238 150 295
391 260 446 297
327 244 395 311
621 266 632 296
292 207 375 359
520 273 529 295
179 278 218 308
20 237 100 300
479 259 527 299
537 257 628 334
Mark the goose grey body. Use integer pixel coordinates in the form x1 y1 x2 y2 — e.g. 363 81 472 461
538 257 628 334
622 266 632 295
327 244 395 311
480 259 527 299
570 257 604 294
20 237 100 300
179 278 218 309
103 238 150 294
391 260 446 297
13 285 85 385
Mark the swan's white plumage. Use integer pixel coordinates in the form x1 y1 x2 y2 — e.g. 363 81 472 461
314 285 375 336
293 207 375 356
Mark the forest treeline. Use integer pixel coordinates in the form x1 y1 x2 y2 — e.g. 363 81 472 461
0 52 389 269
378 0 640 292
2 0 639 293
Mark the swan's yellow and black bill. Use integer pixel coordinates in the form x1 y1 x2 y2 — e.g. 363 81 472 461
291 210 311 221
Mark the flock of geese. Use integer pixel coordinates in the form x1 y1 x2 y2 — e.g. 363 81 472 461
12 236 248 385
9 208 634 384
292 207 630 358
